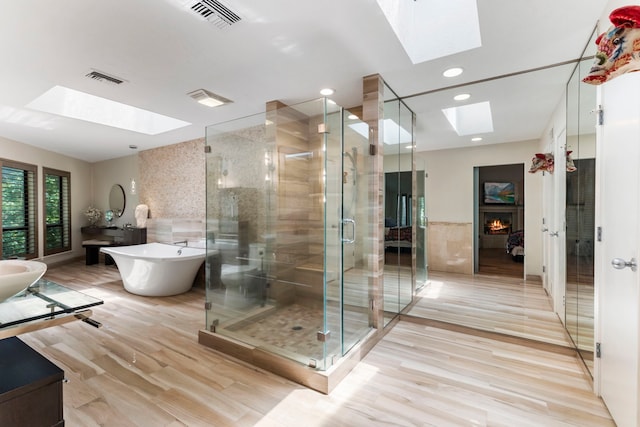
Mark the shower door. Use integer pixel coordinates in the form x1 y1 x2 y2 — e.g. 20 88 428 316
323 104 372 362
340 108 371 354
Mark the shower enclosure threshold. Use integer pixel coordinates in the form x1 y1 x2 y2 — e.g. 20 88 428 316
198 326 382 394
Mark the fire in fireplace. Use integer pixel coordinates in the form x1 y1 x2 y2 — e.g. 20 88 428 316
484 212 512 235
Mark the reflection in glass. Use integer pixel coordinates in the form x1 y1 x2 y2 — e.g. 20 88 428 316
565 35 597 376
383 82 417 326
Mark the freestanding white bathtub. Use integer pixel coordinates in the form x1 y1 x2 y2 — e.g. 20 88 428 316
101 243 206 296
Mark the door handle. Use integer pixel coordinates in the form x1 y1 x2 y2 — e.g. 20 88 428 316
341 218 356 244
611 257 637 272
549 231 559 237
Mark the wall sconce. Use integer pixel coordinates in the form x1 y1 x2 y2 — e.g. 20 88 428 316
129 145 138 195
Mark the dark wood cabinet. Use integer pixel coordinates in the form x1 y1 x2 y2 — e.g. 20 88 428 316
81 226 147 265
0 337 64 426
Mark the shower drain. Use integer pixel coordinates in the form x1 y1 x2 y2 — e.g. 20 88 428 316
291 326 303 331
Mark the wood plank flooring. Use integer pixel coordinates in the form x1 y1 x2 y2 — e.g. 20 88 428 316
407 271 573 347
10 259 612 426
478 248 524 278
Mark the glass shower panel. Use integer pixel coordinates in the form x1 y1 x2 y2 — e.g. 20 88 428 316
204 97 372 371
323 100 343 363
383 98 401 325
398 101 414 308
382 90 416 324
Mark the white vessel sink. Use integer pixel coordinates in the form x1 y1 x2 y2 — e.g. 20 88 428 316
0 260 47 302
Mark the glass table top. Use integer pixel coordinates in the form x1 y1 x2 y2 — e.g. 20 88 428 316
0 278 103 329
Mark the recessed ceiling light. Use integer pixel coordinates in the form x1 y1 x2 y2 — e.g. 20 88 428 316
454 93 471 101
320 88 335 96
443 67 463 78
471 137 483 142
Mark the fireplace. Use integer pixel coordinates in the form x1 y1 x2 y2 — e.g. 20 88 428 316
484 212 512 235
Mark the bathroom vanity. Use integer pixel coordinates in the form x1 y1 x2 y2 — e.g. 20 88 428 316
0 279 104 425
81 226 147 265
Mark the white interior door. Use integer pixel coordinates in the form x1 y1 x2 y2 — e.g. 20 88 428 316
596 73 640 427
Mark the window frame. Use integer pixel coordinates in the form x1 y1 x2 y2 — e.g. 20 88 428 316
1 158 38 259
43 167 71 256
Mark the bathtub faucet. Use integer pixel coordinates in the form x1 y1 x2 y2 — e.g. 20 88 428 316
173 240 188 247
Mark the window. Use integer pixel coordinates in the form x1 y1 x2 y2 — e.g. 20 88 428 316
1 159 38 259
43 167 71 255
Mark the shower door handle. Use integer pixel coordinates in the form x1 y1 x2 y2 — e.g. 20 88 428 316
341 218 356 244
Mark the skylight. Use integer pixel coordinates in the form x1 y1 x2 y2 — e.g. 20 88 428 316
376 0 481 64
349 119 412 144
26 86 191 135
442 101 494 136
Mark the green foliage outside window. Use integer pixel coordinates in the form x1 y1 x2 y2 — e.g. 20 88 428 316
45 174 63 249
43 169 70 255
2 166 32 259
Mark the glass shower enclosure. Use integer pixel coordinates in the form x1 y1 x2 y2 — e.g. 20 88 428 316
202 97 372 372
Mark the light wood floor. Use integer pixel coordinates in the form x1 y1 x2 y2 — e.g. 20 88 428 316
407 271 573 347
13 259 612 426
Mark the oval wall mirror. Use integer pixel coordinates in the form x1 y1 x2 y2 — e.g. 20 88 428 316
109 184 126 217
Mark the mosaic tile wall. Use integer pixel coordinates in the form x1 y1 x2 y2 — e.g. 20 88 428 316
139 138 206 221
137 138 206 243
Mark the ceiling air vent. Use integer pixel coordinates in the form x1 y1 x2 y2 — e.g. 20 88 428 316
188 0 241 28
85 70 126 85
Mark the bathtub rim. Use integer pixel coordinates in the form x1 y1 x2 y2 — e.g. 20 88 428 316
100 242 206 262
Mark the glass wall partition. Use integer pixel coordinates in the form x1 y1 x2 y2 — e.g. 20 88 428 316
415 157 427 289
383 84 417 325
203 97 371 370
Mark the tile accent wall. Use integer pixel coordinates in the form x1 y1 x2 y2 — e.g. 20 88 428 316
427 221 473 274
146 218 205 246
138 138 206 242
139 138 206 220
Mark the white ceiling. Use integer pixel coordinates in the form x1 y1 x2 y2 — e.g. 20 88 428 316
0 0 608 162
